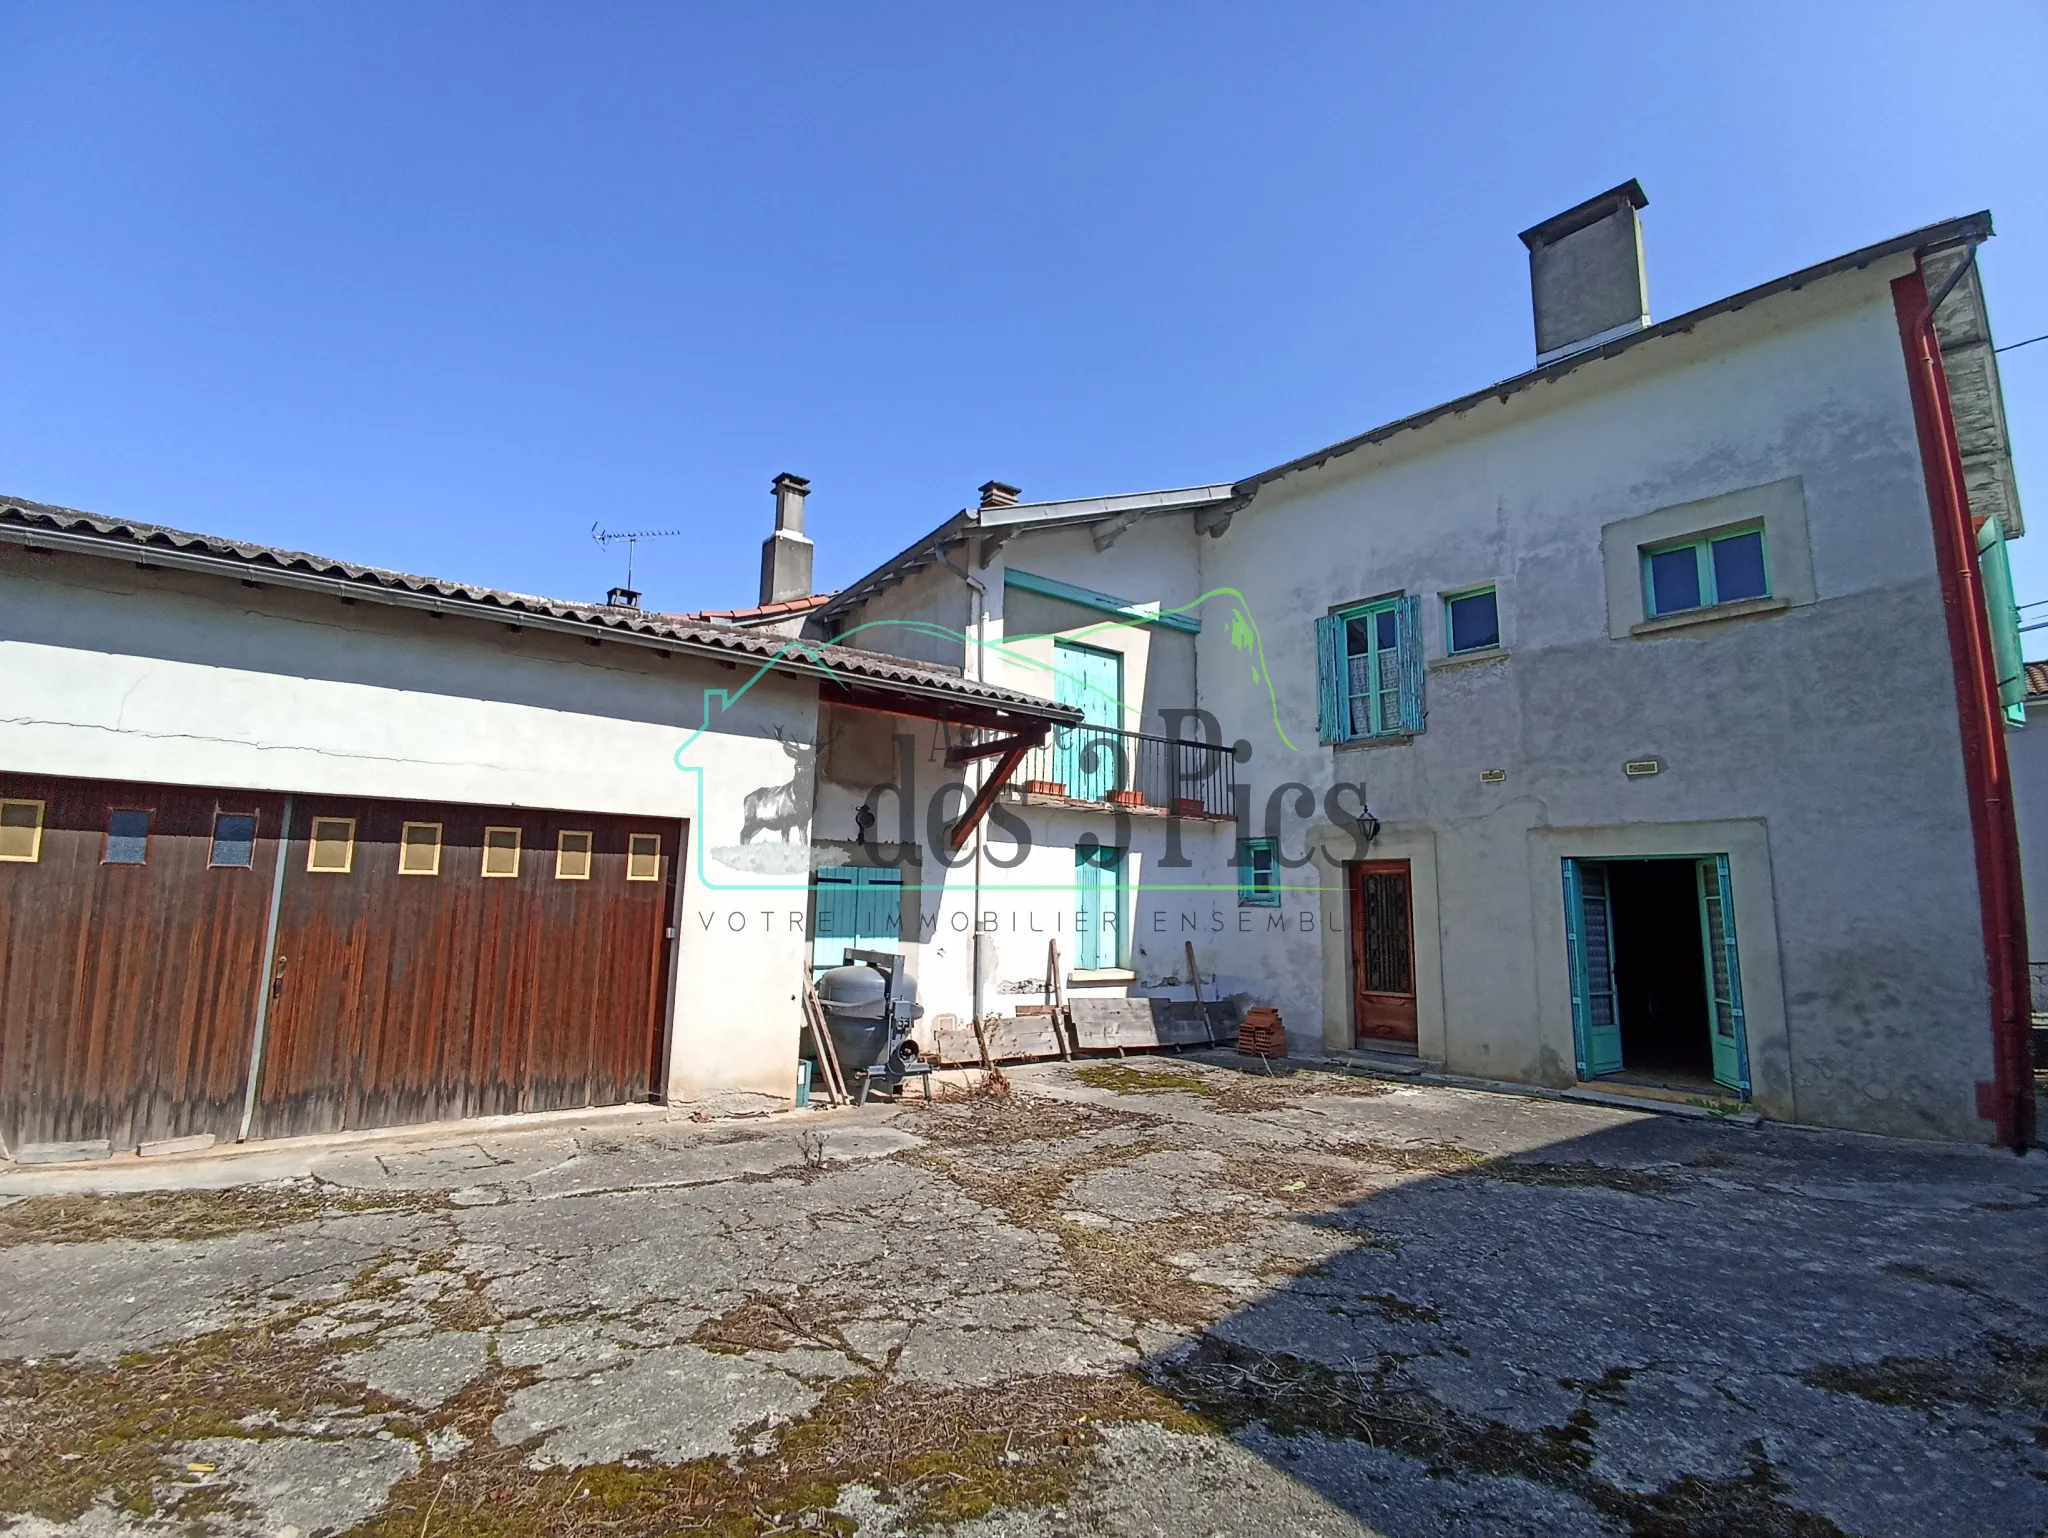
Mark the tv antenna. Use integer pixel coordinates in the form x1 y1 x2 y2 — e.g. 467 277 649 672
590 522 684 607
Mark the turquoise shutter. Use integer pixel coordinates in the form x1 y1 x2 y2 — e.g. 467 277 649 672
1314 614 1346 744
1977 517 2027 726
812 867 857 969
1697 855 1749 1095
1395 594 1426 734
1562 860 1621 1077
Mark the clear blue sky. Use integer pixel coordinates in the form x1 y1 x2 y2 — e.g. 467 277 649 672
4 3 2044 636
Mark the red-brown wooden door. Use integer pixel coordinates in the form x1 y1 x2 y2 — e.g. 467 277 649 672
1350 860 1418 1046
0 774 283 1154
252 797 680 1139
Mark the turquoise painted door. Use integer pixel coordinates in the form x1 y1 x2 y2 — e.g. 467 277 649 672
1696 856 1750 1095
1562 859 1623 1077
1052 641 1123 801
812 866 903 970
1075 844 1125 970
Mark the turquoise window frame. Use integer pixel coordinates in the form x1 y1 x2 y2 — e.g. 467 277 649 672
1316 594 1425 745
1237 838 1280 907
1641 524 1769 618
1075 844 1127 969
1442 584 1500 655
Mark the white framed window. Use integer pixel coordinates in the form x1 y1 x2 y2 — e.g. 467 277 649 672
482 825 522 879
399 821 443 876
556 830 593 880
626 833 661 882
0 799 45 863
307 816 355 873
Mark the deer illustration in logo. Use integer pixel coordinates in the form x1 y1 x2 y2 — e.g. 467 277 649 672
740 725 821 844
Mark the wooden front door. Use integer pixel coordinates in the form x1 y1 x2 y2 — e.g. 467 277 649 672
1350 860 1418 1046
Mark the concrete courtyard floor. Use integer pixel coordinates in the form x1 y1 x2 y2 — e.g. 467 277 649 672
1 1058 2045 1538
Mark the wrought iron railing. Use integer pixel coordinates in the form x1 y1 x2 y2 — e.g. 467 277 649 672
1008 723 1233 817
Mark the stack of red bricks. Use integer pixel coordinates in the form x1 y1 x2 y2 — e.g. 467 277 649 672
1236 1007 1287 1059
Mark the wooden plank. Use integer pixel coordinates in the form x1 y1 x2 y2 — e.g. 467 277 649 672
976 1014 1067 1064
930 1013 980 1067
1069 996 1167 1053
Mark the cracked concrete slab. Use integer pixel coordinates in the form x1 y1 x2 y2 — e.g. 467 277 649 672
5 1061 2046 1537
491 1344 822 1467
167 1434 419 1537
333 1328 489 1409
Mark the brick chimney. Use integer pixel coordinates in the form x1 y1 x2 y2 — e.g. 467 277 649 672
978 480 1021 511
1519 180 1650 365
758 473 813 605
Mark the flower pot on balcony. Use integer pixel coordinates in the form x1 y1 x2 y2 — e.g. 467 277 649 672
1024 779 1067 797
1108 789 1147 807
1170 798 1206 818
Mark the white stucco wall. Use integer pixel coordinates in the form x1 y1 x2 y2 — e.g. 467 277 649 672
810 712 1236 1027
0 547 819 1106
1192 258 1996 1141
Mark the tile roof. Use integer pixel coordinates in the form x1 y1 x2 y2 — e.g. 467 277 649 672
2025 661 2048 702
679 592 836 624
0 496 1079 727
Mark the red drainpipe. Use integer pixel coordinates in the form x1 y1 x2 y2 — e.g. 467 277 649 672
1892 262 2036 1150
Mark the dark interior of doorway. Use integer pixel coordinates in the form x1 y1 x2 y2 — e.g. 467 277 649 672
1606 859 1714 1084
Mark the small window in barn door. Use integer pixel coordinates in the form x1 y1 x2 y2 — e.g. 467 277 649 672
210 813 258 868
556 830 593 880
0 799 45 863
481 825 522 878
103 808 152 864
626 833 661 882
399 821 443 876
307 816 356 873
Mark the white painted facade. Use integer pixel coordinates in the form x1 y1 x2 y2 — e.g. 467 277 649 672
820 247 2020 1143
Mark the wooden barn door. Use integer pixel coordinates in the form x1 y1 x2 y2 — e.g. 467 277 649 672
1349 860 1419 1047
252 798 679 1140
0 774 283 1155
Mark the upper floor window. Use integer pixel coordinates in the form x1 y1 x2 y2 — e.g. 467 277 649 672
1444 585 1500 654
1316 595 1424 744
1643 526 1768 618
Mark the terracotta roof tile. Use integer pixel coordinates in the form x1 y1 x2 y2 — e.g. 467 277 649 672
0 496 1078 725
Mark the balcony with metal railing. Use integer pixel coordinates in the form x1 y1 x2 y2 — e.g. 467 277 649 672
1003 722 1234 819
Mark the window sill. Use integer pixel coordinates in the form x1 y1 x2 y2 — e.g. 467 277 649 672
1068 968 1137 985
1429 646 1509 672
1630 595 1789 636
1334 732 1415 752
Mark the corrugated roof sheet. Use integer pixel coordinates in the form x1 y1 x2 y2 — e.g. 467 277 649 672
0 496 1078 723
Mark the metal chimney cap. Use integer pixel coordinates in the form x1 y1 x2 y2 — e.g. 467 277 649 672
1519 179 1648 252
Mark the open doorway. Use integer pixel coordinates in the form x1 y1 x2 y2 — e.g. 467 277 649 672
1606 860 1712 1081
1563 854 1748 1095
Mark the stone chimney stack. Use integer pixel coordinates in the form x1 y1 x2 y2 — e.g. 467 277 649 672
758 473 813 605
1519 180 1650 365
978 480 1022 511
